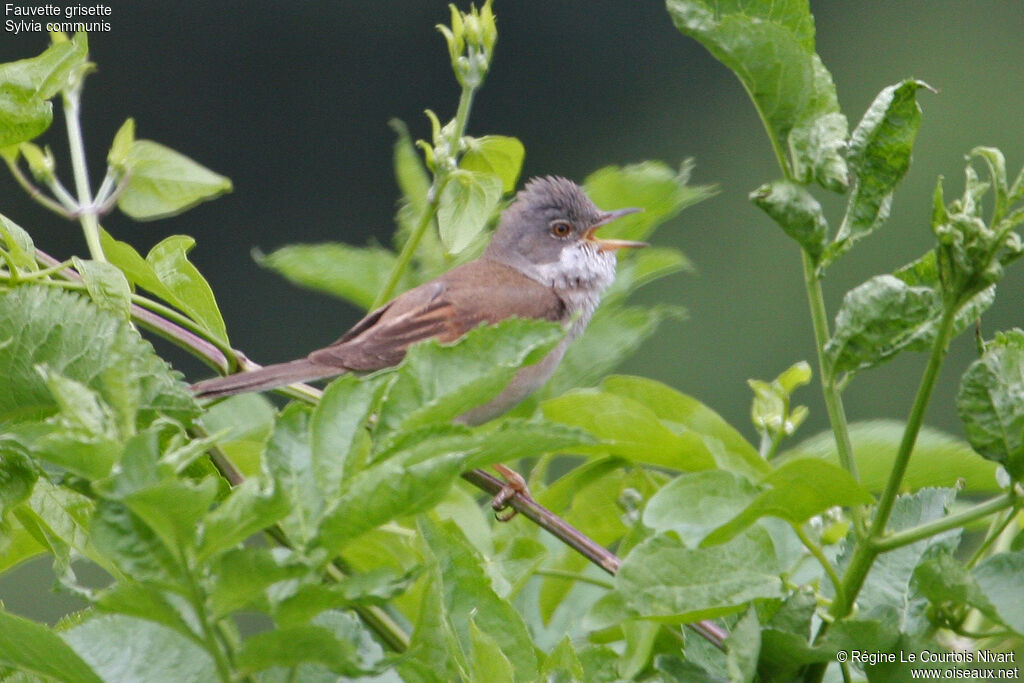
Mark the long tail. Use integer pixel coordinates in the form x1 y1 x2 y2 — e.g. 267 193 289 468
191 358 342 399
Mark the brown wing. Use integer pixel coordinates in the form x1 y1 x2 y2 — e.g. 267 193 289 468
308 258 566 372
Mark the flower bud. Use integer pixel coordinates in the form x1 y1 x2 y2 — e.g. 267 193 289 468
18 142 55 182
437 1 497 87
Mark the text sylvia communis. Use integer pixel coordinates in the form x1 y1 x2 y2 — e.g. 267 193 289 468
192 176 645 425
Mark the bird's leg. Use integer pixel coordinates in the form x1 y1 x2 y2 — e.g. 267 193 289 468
490 464 533 521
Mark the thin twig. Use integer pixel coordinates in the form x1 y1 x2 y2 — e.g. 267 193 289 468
34 249 233 373
460 468 729 650
3 156 76 217
461 468 621 573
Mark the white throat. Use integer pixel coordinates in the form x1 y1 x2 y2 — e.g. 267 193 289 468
524 243 617 334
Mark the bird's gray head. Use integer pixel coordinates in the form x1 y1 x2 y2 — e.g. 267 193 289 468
484 176 645 288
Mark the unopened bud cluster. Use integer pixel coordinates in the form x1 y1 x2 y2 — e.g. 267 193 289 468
437 0 496 88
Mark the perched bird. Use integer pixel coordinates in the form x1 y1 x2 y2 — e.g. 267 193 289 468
192 176 645 428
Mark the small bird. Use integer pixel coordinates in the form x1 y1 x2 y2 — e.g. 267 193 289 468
192 176 645 427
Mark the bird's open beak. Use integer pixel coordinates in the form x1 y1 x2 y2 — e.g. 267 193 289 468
584 207 648 252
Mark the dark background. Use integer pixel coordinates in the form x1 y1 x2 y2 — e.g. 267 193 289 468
2 2 1024 621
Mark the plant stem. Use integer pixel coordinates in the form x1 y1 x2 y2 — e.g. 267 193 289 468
182 562 234 682
966 506 1018 570
373 192 441 308
452 83 476 154
130 292 236 365
870 306 956 541
842 305 954 601
3 156 75 217
802 251 864 535
34 249 233 373
459 468 729 650
372 82 477 308
62 84 105 262
873 491 1018 554
803 305 959 683
792 523 844 605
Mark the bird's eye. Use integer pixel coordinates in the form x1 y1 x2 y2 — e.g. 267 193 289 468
550 220 572 237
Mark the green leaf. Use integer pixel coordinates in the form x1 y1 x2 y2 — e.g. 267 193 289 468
750 179 828 260
123 477 219 552
101 230 229 345
237 625 367 676
10 477 107 582
542 388 718 471
583 159 717 241
824 274 938 379
0 35 88 147
108 117 135 168
468 618 516 683
666 0 848 191
318 448 468 550
392 118 430 216
601 374 767 477
462 418 594 470
0 438 36 517
263 403 322 548
272 568 416 627
461 135 525 193
62 614 219 683
416 517 540 681
0 286 196 428
538 462 663 622
0 609 101 682
540 637 586 683
642 470 760 547
73 256 132 317
378 317 562 433
196 477 288 562
610 528 783 622
92 428 162 499
703 458 873 546
95 581 200 643
437 169 503 254
198 392 274 476
208 546 309 618
90 499 182 584
0 518 46 575
312 373 389 490
543 304 685 399
118 139 232 220
817 613 900 659
957 329 1024 480
0 33 89 100
972 551 1024 636
726 606 761 683
146 234 228 343
619 620 660 679
893 250 996 344
257 243 407 310
848 488 959 629
31 367 120 479
0 212 37 272
603 246 693 305
827 80 930 264
0 85 52 148
781 419 999 494
912 546 998 626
